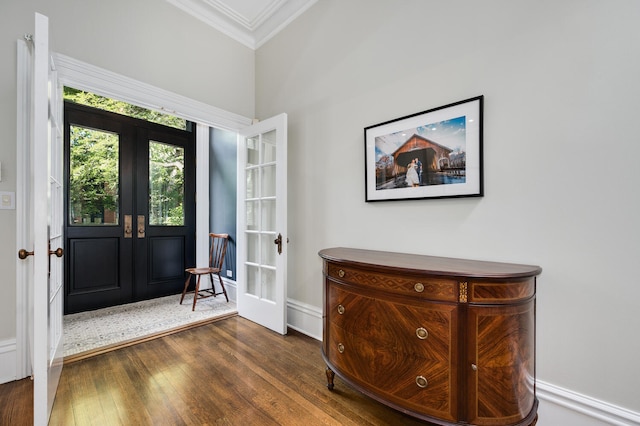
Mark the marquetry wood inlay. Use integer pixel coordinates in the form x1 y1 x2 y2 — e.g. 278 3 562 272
326 263 457 302
320 247 541 426
470 278 535 303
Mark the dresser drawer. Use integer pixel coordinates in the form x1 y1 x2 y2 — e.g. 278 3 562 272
327 322 455 421
327 282 457 361
326 262 458 302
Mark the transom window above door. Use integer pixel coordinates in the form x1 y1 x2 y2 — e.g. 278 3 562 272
64 87 187 130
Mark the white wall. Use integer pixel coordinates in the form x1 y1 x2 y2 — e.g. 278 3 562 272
0 0 254 374
256 0 640 421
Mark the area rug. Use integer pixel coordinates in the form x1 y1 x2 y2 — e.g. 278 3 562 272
63 294 237 358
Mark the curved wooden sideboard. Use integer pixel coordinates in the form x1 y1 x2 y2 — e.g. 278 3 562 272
319 247 541 426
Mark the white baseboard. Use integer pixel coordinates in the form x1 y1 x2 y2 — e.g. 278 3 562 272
538 380 640 426
286 298 322 340
221 277 237 302
0 339 17 384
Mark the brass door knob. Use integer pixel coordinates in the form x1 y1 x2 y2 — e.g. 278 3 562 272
18 249 34 259
49 247 64 257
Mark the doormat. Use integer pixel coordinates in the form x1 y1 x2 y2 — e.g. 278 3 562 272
63 294 237 358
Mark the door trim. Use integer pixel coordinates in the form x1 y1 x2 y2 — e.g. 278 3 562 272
15 38 32 380
15 52 252 380
53 53 252 130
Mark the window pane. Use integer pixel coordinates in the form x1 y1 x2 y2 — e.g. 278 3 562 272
246 264 259 296
246 200 259 231
261 165 276 197
64 87 186 130
246 167 258 198
149 141 184 226
247 233 259 263
261 199 276 232
69 125 119 226
262 267 275 301
262 130 276 163
247 136 259 166
261 234 275 267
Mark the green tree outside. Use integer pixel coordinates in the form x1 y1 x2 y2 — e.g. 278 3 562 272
66 88 186 226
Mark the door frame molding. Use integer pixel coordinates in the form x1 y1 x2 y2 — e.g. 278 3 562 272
15 38 32 380
15 52 252 379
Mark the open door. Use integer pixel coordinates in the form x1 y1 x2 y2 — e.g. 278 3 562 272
17 13 65 425
237 114 288 334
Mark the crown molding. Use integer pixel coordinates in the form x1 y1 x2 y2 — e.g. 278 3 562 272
165 0 317 49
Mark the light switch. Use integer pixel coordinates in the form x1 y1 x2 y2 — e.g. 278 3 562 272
0 191 15 210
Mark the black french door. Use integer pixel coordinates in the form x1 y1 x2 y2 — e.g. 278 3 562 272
64 102 196 314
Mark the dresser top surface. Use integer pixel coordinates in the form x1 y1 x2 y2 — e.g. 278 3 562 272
319 247 542 279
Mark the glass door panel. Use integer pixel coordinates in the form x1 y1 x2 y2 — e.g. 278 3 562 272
148 140 184 226
68 125 119 225
246 168 258 198
262 130 277 162
247 265 259 295
262 166 276 196
247 136 259 165
261 236 276 267
246 200 259 230
262 268 276 300
262 200 276 232
247 233 259 263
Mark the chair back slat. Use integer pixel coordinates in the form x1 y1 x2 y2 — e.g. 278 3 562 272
209 233 229 270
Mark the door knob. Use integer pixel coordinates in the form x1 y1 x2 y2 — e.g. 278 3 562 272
274 233 283 255
18 249 34 259
49 247 64 257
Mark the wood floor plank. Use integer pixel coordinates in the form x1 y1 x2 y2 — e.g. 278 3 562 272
3 317 429 425
0 377 33 426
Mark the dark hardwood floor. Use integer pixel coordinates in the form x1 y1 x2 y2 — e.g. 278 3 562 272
1 316 427 425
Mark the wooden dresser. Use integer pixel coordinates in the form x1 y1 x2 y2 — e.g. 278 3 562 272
319 247 541 426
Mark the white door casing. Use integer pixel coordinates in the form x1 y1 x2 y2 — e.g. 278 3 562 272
237 114 288 335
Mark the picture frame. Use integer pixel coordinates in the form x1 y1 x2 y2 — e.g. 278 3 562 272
364 95 483 202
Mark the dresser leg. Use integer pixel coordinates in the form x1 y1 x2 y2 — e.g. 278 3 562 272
325 367 335 390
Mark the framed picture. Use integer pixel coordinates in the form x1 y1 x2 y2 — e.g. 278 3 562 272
364 95 483 202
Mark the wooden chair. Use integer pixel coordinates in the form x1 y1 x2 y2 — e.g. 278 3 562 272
180 233 229 311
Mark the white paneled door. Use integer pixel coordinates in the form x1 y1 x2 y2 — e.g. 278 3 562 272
237 114 288 334
24 13 65 425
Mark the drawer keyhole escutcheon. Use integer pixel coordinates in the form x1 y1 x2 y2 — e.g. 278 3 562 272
416 327 429 339
415 376 429 388
337 304 345 315
337 343 345 354
338 269 345 278
414 282 424 292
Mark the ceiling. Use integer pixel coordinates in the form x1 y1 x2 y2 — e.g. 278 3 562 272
166 0 318 49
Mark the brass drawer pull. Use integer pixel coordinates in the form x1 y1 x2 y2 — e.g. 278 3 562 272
337 304 345 315
415 376 428 388
414 282 424 292
416 327 428 340
338 269 345 278
337 343 345 354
